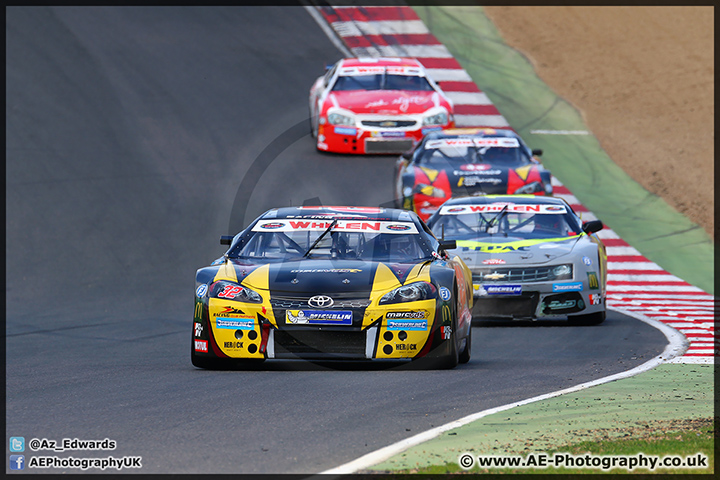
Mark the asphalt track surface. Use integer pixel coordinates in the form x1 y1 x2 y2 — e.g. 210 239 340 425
6 7 668 474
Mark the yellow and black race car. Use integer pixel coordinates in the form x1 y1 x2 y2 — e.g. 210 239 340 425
192 206 473 369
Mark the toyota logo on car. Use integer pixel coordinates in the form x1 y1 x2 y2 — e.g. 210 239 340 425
308 295 334 308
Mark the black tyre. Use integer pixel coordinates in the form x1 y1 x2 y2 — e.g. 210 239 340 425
568 310 606 326
459 325 471 364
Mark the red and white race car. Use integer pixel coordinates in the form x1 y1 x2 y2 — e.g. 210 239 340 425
309 57 455 154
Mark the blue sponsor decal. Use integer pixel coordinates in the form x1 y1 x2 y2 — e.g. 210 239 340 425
439 286 451 301
422 126 443 134
552 282 583 292
387 319 428 331
216 317 255 330
484 285 522 296
286 310 353 325
334 126 357 136
378 131 406 137
582 256 592 266
196 284 208 298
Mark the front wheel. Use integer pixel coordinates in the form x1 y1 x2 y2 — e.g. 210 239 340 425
459 325 471 364
568 310 606 326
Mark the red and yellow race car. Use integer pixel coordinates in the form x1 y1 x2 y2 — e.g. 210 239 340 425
309 57 455 154
393 128 553 221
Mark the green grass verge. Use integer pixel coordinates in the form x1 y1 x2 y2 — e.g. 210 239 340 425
401 420 715 474
412 5 714 294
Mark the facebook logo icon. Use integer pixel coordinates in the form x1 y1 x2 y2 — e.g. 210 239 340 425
9 437 25 452
10 455 25 470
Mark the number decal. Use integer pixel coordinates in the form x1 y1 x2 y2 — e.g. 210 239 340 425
218 285 243 299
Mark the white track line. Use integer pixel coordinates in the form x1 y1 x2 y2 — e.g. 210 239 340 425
320 308 687 474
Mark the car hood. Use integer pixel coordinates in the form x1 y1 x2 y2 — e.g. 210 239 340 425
450 235 583 269
329 90 439 115
227 258 430 296
413 163 541 195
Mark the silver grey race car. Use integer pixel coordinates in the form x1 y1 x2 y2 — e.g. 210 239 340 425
425 195 607 325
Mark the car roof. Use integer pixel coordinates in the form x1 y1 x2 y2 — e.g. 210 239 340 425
441 195 569 206
339 57 424 68
260 206 419 222
424 128 521 141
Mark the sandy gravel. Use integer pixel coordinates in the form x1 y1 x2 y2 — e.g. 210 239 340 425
484 6 714 238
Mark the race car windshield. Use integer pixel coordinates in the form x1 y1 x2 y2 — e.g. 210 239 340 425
229 229 433 262
429 211 582 241
332 74 433 92
416 144 531 167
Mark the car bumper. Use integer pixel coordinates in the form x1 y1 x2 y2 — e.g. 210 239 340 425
317 123 452 154
471 281 604 319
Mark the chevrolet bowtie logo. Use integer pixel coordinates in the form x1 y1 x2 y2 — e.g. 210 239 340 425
381 121 396 127
483 272 506 280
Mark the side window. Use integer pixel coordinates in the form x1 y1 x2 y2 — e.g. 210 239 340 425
323 64 337 88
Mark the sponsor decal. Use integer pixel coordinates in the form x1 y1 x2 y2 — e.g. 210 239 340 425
441 304 452 324
386 311 427 320
194 302 203 322
483 258 506 265
460 163 491 171
286 310 353 325
224 341 244 349
458 243 530 253
387 319 428 331
548 299 576 310
259 222 285 229
395 343 417 351
458 176 503 187
439 286 451 301
217 306 246 315
441 325 452 340
334 126 357 136
291 268 362 274
217 285 246 299
386 224 411 231
196 284 208 297
421 126 442 134
376 131 406 137
455 170 503 177
552 282 583 292
216 317 255 330
194 339 208 353
582 256 592 266
252 219 418 234
194 322 203 337
587 272 600 290
589 293 602 305
484 284 522 295
440 204 566 215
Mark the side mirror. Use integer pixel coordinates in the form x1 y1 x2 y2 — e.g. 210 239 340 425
532 148 543 156
438 239 457 252
582 220 603 234
401 151 412 160
220 235 234 245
